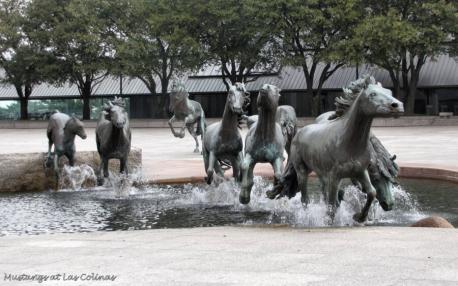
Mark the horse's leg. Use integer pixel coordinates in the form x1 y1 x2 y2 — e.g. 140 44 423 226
232 152 243 182
187 124 200 153
291 158 310 205
103 158 109 178
68 153 75 167
354 170 377 222
177 115 194 139
120 157 128 175
272 157 284 186
97 157 105 186
168 116 181 138
53 154 59 178
240 154 255 204
324 176 339 221
206 151 216 184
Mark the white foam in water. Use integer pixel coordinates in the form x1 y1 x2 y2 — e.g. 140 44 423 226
59 164 97 191
105 168 144 197
179 176 425 227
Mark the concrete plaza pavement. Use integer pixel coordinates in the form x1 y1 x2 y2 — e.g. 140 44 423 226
0 126 457 181
1 226 458 285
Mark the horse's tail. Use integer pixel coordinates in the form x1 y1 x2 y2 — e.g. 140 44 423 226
267 159 299 200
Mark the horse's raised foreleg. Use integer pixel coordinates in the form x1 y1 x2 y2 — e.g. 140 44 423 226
240 154 255 204
354 170 376 222
186 124 200 153
168 116 183 138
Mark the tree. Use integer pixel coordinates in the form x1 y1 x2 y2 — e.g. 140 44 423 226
195 0 281 89
111 0 203 117
353 0 458 114
26 0 115 119
0 0 52 119
266 0 361 116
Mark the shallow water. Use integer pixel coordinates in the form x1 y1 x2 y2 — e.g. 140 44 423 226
0 176 456 236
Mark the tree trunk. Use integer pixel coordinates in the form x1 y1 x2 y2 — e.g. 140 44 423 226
160 78 169 118
405 79 418 115
20 97 28 120
82 95 90 120
81 80 92 120
312 94 320 117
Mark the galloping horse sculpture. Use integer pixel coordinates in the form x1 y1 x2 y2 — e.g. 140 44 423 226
244 105 297 155
168 82 206 153
268 76 403 222
316 111 399 211
203 82 250 184
96 97 131 185
46 112 87 176
239 84 286 204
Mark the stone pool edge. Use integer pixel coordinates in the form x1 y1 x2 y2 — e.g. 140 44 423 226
151 163 458 185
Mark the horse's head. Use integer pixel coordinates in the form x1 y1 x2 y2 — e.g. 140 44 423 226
357 76 404 117
369 163 395 211
169 81 189 108
228 82 250 115
104 97 128 129
257 84 281 111
65 115 87 139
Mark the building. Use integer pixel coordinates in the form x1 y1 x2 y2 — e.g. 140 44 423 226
0 54 457 119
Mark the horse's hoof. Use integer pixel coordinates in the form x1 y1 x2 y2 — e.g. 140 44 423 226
193 148 200 153
239 194 250 205
353 213 367 223
97 177 104 186
266 189 279 200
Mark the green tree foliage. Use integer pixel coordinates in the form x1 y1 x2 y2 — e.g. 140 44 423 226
352 0 458 114
194 0 281 89
0 0 54 119
111 0 203 116
26 0 115 119
264 0 361 116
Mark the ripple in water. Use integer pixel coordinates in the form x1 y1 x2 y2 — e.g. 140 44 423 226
1 176 452 236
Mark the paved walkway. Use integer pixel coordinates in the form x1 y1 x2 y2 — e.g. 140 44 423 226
1 226 457 286
0 126 456 181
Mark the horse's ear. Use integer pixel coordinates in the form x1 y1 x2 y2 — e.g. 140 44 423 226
277 86 282 95
362 75 375 87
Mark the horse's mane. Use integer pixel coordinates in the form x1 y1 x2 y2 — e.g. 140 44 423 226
330 75 377 119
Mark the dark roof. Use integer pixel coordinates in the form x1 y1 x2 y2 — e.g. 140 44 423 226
0 54 457 100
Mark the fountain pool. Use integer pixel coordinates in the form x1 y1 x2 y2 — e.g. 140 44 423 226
0 177 456 236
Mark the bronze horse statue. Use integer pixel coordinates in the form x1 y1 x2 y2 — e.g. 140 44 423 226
269 110 399 212
239 84 286 204
168 82 206 153
316 111 399 211
46 111 87 176
203 82 250 184
96 97 131 185
269 76 403 222
243 105 297 155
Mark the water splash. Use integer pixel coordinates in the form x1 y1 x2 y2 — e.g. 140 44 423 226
179 176 425 227
59 164 97 191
